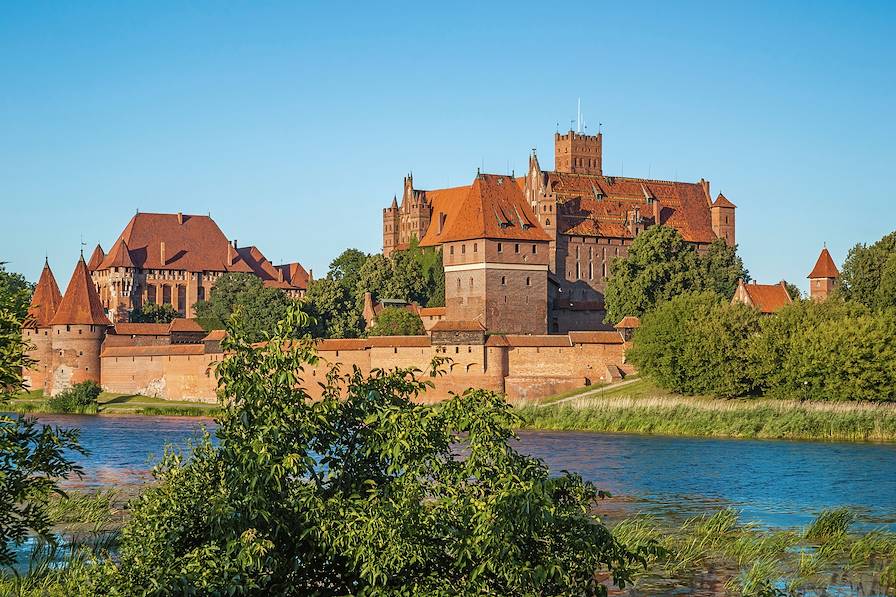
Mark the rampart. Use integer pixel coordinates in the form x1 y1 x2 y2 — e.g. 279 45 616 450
98 331 632 403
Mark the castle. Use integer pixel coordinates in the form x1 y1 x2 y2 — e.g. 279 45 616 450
383 129 736 332
87 212 309 322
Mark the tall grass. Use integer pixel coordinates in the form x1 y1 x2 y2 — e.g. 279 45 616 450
515 391 896 442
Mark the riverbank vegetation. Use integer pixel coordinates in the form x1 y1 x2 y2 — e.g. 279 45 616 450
518 378 896 441
9 390 220 417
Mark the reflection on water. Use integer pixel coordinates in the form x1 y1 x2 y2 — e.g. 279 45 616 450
17 413 896 530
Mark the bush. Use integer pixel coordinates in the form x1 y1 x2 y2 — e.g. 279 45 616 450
367 306 426 336
47 381 102 414
109 305 645 595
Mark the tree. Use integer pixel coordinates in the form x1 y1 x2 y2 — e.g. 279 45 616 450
302 277 364 339
839 230 896 309
604 226 704 324
0 262 32 320
700 239 750 298
327 248 368 288
193 273 295 342
111 305 644 594
130 303 179 323
628 292 760 397
0 292 84 566
367 307 426 336
782 280 802 302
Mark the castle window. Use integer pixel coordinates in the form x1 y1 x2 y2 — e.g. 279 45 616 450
457 277 461 289
79 351 82 356
497 243 503 253
450 246 454 255
501 276 506 286
66 325 70 332
469 277 473 288
526 276 531 286
575 263 580 279
532 244 537 254
589 262 593 280
602 263 607 278
473 243 478 253
461 244 465 254
545 219 551 226
514 243 520 253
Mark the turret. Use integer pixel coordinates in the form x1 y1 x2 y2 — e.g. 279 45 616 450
554 130 602 175
383 195 401 257
711 193 736 247
22 259 62 393
808 246 839 301
48 255 111 395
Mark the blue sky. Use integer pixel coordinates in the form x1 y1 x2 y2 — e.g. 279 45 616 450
2 1 894 292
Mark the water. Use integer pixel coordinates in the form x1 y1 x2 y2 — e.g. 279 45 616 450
18 413 896 530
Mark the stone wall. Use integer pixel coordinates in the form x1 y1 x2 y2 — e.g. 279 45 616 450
100 345 221 403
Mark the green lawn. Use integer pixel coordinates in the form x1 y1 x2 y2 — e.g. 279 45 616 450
8 390 219 417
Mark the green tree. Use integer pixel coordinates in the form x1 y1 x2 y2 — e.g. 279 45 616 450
628 292 760 397
327 248 369 288
839 230 896 309
782 280 802 302
700 239 750 298
0 262 33 319
367 307 426 336
604 226 704 324
302 277 364 339
0 299 85 565
193 273 295 342
130 303 179 323
111 305 644 595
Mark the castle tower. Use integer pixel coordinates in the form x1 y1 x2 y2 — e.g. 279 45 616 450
86 243 105 271
808 246 839 301
22 259 62 394
383 196 400 257
554 130 602 175
711 193 736 247
439 173 551 335
48 255 111 395
94 238 137 321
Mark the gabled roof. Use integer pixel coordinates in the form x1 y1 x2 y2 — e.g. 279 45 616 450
808 247 839 279
168 318 206 333
97 212 254 273
113 322 170 336
418 184 473 246
50 256 112 326
546 172 717 244
277 262 311 290
712 193 736 209
86 244 105 271
614 316 641 329
26 259 63 328
735 280 793 314
421 173 550 246
99 238 136 269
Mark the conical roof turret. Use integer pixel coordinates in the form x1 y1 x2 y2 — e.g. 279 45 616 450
26 258 63 328
808 247 839 279
86 244 105 270
50 255 111 326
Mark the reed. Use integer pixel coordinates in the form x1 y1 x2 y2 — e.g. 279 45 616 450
515 379 896 442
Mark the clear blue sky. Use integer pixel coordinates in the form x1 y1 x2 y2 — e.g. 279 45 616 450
2 1 894 293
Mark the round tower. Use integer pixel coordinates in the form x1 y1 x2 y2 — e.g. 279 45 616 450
22 258 63 394
48 255 111 395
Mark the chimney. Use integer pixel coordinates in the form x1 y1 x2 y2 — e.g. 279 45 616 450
177 212 184 225
277 266 284 282
160 241 166 265
653 198 661 226
232 239 237 249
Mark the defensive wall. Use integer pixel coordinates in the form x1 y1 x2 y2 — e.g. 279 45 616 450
98 331 632 403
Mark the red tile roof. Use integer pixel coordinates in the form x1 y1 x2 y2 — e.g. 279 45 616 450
548 173 717 243
86 244 105 271
418 184 473 246
367 336 432 348
421 174 550 246
26 260 62 328
113 322 170 336
614 316 641 329
169 318 206 333
277 262 311 290
808 247 839 279
97 212 254 273
568 331 625 344
202 329 227 342
316 338 369 351
736 281 793 314
503 335 572 348
50 256 112 326
430 320 486 332
418 306 446 317
101 344 205 357
713 193 736 209
99 238 136 269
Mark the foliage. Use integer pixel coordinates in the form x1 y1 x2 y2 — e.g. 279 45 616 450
304 244 444 339
193 273 296 342
839 230 896 309
109 304 643 595
0 262 33 320
367 306 426 336
627 292 760 397
129 302 179 323
782 280 802 301
603 227 749 324
0 303 86 567
47 381 102 414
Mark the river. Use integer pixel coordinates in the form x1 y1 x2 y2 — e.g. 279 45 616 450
25 412 896 531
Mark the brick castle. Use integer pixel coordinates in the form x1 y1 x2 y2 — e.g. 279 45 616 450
384 129 737 332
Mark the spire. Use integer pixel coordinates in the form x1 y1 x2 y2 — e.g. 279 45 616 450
712 193 737 209
50 255 111 326
87 243 105 271
808 247 839 279
100 238 135 269
26 260 63 328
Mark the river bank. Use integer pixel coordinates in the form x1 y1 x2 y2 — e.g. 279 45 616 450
515 378 896 443
10 391 220 417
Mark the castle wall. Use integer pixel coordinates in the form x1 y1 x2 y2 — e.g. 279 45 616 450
22 327 53 393
49 324 105 395
100 345 220 403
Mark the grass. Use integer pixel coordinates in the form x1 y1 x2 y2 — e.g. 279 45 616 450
8 391 219 417
611 508 896 596
535 380 609 404
516 378 896 442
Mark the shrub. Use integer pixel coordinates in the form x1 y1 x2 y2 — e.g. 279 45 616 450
48 381 102 414
367 306 426 336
